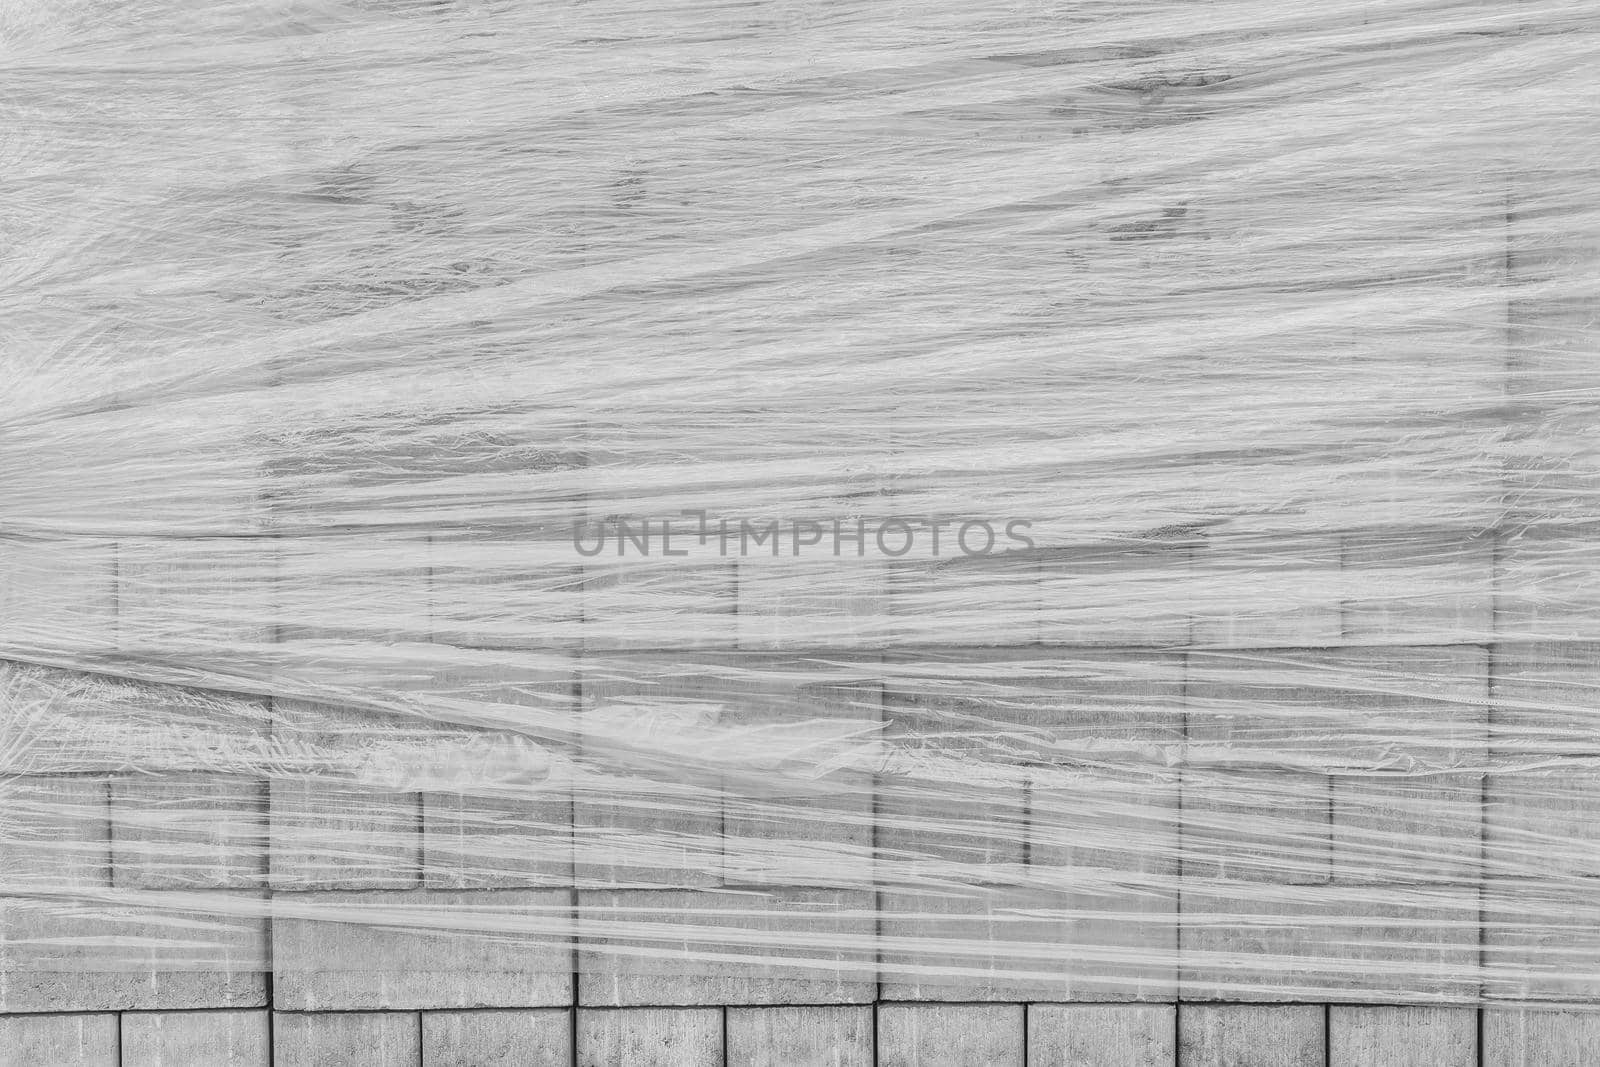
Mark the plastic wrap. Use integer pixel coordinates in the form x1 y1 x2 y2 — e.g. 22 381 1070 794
2 0 1599 1015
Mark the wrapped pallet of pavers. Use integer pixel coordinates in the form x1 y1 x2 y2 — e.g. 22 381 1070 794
1 0 1598 1063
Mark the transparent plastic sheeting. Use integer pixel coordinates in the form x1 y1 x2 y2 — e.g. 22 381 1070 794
1 0 1598 1010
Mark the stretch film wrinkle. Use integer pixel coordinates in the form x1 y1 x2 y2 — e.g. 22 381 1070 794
1 0 1599 1006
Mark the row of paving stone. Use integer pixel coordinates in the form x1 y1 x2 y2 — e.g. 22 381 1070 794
4 1003 1600 1066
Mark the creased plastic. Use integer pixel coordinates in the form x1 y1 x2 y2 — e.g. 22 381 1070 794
1 0 1598 1010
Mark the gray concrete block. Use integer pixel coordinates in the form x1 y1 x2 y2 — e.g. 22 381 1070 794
94 679 272 892
421 1009 571 1067
0 670 271 778
423 787 574 890
726 1005 873 1067
570 779 722 889
575 658 725 888
879 888 1058 1002
878 1003 1024 1067
269 700 421 891
1021 651 1184 881
1030 758 1184 883
1328 1006 1475 1067
1320 646 1488 766
874 772 1027 877
427 533 582 649
269 776 421 890
712 654 879 889
576 1008 721 1067
722 787 876 889
111 776 268 890
1483 1009 1600 1067
1180 884 1478 1002
1504 190 1600 531
880 650 1179 879
888 554 1040 646
0 774 266 1012
1026 1004 1176 1067
1483 879 1600 1001
1180 769 1331 884
273 889 572 1010
414 659 578 890
879 885 1176 1002
578 888 875 1005
1488 642 1600 878
1339 530 1494 643
1184 652 1333 885
1188 535 1343 649
580 559 737 650
273 1012 421 1066
577 651 881 890
1178 1004 1324 1067
0 1014 117 1067
1036 543 1194 647
122 1009 270 1066
1186 647 1487 886
1484 767 1600 880
736 556 891 650
116 537 277 655
1331 773 1484 886
1494 531 1600 638
0 892 269 1011
0 776 110 892
0 538 117 656
1328 646 1488 885
273 533 430 648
